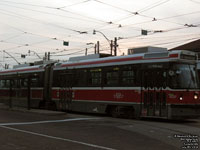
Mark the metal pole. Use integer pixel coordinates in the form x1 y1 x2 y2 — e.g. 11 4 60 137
110 40 113 55
85 48 88 56
94 44 97 54
114 37 117 56
97 41 100 54
27 77 31 110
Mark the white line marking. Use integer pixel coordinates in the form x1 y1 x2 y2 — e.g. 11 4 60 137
0 126 116 150
0 118 100 126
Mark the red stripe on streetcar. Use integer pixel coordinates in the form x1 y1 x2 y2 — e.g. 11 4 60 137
61 56 143 67
169 53 179 58
61 53 179 68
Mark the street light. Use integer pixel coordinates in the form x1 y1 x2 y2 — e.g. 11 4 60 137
93 30 111 45
93 30 117 56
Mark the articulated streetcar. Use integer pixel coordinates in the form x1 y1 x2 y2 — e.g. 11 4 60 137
0 49 200 119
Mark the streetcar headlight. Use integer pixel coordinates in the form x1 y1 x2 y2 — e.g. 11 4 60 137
179 96 183 101
194 93 198 100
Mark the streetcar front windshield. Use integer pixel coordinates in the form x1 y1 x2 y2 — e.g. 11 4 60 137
169 64 199 89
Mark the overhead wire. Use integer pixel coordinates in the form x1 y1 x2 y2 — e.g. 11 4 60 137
0 0 200 62
189 0 200 5
0 1 105 25
118 32 200 47
0 9 88 34
0 0 56 9
99 0 171 23
0 32 26 41
61 0 92 8
113 10 200 32
0 0 108 24
138 0 171 13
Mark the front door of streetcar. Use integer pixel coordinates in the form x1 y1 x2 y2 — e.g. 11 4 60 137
141 69 167 118
59 73 73 111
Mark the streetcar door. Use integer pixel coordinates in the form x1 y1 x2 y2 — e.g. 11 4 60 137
59 73 73 111
141 69 167 118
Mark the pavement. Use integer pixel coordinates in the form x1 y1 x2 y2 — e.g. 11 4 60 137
0 103 66 115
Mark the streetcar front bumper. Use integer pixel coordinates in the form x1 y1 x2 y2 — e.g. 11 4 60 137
168 104 200 119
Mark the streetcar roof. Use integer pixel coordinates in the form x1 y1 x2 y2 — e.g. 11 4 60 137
0 50 197 75
54 50 196 70
0 64 46 75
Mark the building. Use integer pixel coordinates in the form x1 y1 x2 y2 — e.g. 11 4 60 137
170 39 200 58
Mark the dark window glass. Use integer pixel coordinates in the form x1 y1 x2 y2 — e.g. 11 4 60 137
89 68 102 86
53 71 60 87
31 78 39 87
169 64 199 89
20 79 28 87
105 67 119 86
122 70 134 86
76 69 87 86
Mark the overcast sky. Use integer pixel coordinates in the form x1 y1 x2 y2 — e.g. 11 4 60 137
0 0 200 68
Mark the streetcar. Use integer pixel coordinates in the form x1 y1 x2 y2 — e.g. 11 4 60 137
0 48 200 119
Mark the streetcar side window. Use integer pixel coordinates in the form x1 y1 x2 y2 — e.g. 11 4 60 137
20 79 28 87
105 67 119 86
1 80 9 88
0 80 3 88
121 70 135 86
75 69 88 87
53 70 60 87
31 78 39 87
31 75 43 87
11 80 16 88
88 68 102 86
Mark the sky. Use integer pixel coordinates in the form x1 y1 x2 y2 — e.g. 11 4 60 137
0 0 200 68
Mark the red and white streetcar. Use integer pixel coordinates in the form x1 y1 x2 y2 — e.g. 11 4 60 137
0 47 200 119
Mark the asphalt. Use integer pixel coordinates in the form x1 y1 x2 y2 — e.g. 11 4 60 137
0 103 66 115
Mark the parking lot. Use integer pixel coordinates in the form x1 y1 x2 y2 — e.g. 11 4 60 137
0 108 199 150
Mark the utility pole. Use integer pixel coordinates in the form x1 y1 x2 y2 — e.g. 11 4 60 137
44 52 48 61
85 48 88 56
5 64 9 69
48 52 50 60
94 44 97 54
114 37 118 56
97 41 100 54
